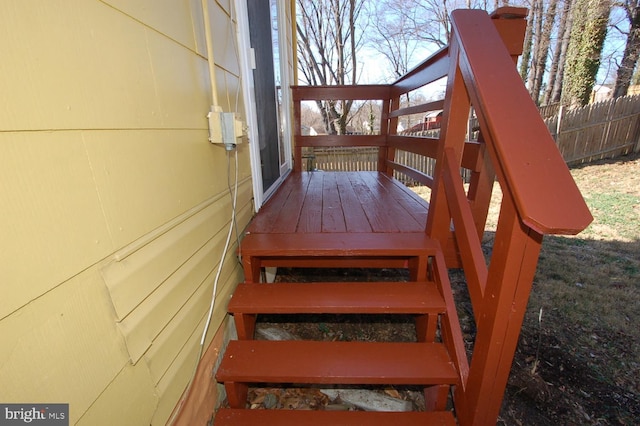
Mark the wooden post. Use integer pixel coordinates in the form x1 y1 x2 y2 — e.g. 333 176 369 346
456 191 543 426
292 88 303 172
379 98 393 173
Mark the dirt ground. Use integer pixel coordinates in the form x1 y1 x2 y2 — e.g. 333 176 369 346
246 153 639 424
252 266 636 425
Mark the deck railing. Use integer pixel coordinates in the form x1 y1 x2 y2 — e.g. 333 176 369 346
290 7 592 425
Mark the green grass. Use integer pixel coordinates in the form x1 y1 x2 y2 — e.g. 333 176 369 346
416 154 640 423
524 155 640 400
582 191 640 238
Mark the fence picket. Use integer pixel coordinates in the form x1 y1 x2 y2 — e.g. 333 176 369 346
543 94 640 165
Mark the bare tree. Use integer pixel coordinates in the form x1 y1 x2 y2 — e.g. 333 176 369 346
526 0 544 94
394 0 460 49
300 103 326 133
543 0 574 104
613 0 640 97
347 100 384 134
530 0 558 104
367 0 420 80
297 0 367 134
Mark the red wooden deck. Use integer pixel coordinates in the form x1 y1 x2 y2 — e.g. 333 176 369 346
209 8 593 426
246 171 428 235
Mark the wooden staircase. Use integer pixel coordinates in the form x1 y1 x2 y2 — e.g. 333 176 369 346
214 236 464 424
207 7 593 425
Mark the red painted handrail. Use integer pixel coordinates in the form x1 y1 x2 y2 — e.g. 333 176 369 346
288 11 593 424
451 9 593 235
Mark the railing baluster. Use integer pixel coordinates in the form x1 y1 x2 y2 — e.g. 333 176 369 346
442 148 487 319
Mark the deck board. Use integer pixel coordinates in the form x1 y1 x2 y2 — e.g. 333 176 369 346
377 174 429 227
248 173 311 233
348 173 401 232
247 171 429 235
336 173 372 232
298 172 323 233
322 173 347 232
359 172 424 232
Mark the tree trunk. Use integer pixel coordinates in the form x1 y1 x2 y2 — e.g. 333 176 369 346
296 0 364 134
531 0 558 105
527 0 544 94
519 5 535 82
551 0 575 104
561 0 611 107
613 1 640 98
544 0 572 105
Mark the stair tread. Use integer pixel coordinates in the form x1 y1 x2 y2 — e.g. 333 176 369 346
229 282 446 314
217 340 459 385
214 408 457 426
241 232 440 256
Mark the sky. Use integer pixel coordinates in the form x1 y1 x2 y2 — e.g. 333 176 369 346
356 3 629 91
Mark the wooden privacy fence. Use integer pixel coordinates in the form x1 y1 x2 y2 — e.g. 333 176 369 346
544 95 640 166
307 129 468 186
307 146 441 186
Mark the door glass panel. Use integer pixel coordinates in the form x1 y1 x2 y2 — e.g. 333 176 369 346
248 0 285 193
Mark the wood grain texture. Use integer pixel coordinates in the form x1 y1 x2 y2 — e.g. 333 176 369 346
246 172 429 234
217 340 458 385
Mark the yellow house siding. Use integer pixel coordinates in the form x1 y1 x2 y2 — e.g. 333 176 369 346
0 132 115 318
0 269 131 423
101 177 252 361
0 0 210 132
83 129 227 255
143 257 242 385
1 0 264 424
209 3 240 76
76 363 158 426
1 1 157 131
104 0 198 52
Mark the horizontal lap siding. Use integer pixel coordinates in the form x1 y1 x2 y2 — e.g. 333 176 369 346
1 0 254 424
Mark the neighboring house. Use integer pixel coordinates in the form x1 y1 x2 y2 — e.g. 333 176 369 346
591 84 613 103
424 110 444 129
1 1 294 424
401 110 444 133
301 125 317 136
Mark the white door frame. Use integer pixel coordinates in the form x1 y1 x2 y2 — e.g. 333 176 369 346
236 0 293 211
